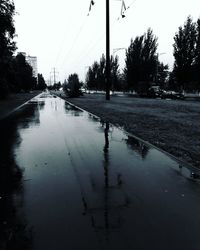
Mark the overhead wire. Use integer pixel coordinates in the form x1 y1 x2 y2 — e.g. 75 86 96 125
54 11 75 67
68 31 106 70
59 15 88 68
60 0 137 81
87 0 95 16
80 0 138 61
117 0 137 20
70 16 121 72
59 0 98 72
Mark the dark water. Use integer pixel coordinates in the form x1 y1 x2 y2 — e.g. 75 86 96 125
1 93 200 250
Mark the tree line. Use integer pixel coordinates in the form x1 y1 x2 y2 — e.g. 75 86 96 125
86 16 200 93
0 0 46 99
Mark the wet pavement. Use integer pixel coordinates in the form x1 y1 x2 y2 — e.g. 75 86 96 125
1 92 200 249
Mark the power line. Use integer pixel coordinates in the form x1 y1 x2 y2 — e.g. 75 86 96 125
127 0 137 9
59 0 97 69
55 29 71 67
56 0 96 69
61 0 135 82
59 16 88 68
87 0 95 16
54 11 75 67
117 0 137 20
69 1 132 68
69 17 119 72
69 32 105 70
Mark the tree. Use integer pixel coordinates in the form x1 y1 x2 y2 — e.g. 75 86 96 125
194 18 200 90
116 73 128 91
86 59 104 91
124 28 158 92
97 54 106 90
173 16 197 90
110 55 120 91
86 54 120 91
156 62 169 89
124 36 143 90
64 73 82 97
37 73 47 90
0 0 16 97
167 71 178 90
86 63 98 90
12 53 37 92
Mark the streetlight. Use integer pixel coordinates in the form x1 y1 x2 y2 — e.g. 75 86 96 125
111 48 126 92
113 47 126 56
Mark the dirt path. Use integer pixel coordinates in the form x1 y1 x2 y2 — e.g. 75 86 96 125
55 92 200 168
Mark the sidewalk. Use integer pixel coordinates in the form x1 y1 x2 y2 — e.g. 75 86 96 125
0 91 42 120
2 92 200 250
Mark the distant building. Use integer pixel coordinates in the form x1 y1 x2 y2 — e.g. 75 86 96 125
18 52 26 57
17 52 38 78
26 55 38 78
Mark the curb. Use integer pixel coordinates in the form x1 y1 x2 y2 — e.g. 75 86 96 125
54 92 200 175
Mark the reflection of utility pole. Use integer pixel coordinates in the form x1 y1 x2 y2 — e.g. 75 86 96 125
106 0 110 101
104 122 110 188
50 68 59 85
80 121 130 241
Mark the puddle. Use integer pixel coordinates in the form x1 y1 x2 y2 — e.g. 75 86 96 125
1 93 200 250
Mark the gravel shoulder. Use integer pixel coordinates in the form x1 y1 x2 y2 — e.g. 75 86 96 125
55 91 200 168
0 91 41 120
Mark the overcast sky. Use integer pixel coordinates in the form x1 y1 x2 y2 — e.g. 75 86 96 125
14 0 200 84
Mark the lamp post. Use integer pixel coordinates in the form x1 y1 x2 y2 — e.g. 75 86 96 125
111 48 126 92
113 47 126 56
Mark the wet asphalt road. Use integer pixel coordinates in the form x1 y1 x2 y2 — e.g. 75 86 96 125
1 92 200 250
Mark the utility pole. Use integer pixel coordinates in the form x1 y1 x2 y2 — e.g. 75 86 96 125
50 68 59 85
106 0 110 100
53 68 56 85
49 73 52 86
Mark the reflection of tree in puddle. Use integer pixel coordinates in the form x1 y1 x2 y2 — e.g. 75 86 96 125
82 122 130 242
28 100 45 111
64 103 83 116
125 136 149 159
0 104 40 249
38 101 45 110
12 103 41 130
103 122 109 155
